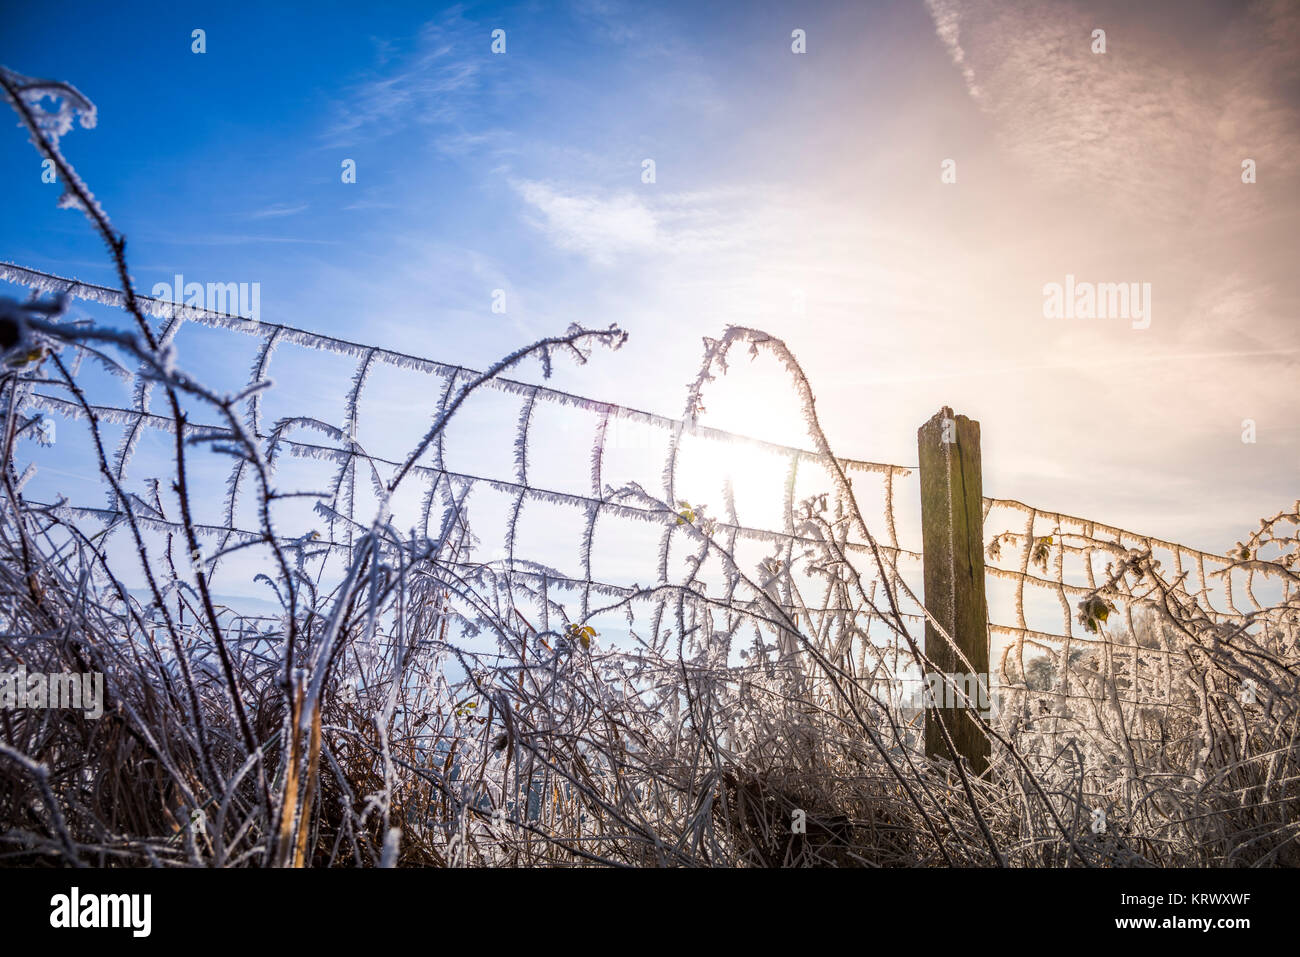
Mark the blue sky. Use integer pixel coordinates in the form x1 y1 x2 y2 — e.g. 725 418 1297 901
2 0 1298 590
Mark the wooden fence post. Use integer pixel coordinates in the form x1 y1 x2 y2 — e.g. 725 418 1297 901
917 407 991 774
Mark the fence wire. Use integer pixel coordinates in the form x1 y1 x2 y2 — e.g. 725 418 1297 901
4 261 1297 770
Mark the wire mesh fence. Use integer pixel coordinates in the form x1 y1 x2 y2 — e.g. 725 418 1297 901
6 260 1296 726
3 257 1298 866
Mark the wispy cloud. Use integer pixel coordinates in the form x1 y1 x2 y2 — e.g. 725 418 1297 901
247 202 308 220
924 0 983 102
511 178 808 266
922 0 1300 229
341 199 401 211
149 233 338 247
324 17 486 146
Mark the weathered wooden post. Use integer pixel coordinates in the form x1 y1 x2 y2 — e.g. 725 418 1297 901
917 407 991 774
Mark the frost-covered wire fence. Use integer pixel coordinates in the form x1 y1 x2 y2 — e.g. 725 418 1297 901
2 261 952 723
6 260 1290 723
6 258 1299 866
0 260 919 618
3 64 1298 868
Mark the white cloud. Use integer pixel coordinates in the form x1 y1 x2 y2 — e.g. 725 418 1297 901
512 180 659 265
510 176 825 268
